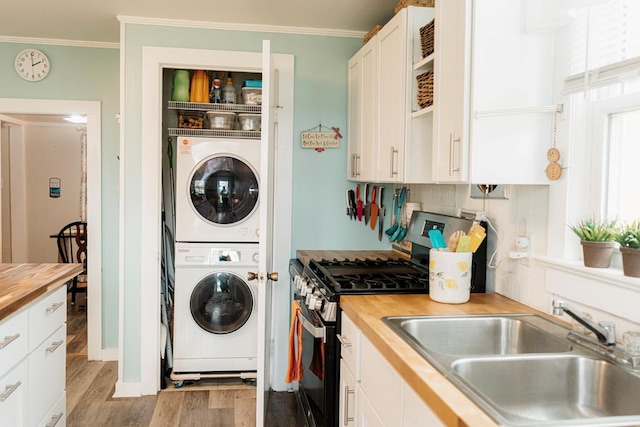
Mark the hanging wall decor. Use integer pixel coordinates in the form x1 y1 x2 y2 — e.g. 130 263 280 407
300 123 342 152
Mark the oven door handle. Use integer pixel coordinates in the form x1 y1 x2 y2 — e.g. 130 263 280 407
297 310 326 343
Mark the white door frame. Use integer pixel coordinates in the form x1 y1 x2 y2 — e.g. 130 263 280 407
131 46 293 399
0 98 102 361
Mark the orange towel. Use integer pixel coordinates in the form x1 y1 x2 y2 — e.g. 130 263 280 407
310 338 324 381
285 300 304 382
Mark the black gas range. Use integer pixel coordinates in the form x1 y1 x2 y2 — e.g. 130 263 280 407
288 211 488 427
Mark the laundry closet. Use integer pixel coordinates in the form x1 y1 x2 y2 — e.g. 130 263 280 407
160 64 265 380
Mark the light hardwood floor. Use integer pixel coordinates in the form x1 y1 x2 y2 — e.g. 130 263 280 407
66 293 305 426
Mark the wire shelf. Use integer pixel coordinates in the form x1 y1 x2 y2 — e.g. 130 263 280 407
168 101 261 114
168 128 261 139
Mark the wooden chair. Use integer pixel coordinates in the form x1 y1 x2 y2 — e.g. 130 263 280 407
56 221 87 305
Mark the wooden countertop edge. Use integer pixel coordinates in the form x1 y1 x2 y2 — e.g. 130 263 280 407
0 263 83 322
340 293 557 427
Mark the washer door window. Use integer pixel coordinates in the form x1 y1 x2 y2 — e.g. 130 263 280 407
190 271 254 334
189 155 259 225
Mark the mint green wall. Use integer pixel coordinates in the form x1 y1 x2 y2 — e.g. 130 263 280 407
122 24 392 382
0 42 120 350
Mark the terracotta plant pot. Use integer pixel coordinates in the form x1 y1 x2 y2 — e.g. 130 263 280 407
580 241 616 268
621 247 640 277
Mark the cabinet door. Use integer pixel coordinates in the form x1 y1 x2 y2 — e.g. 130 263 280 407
28 325 66 427
433 0 472 183
357 389 385 427
0 358 27 427
376 10 407 182
0 309 28 379
360 336 402 426
347 42 376 182
339 360 358 427
402 382 445 427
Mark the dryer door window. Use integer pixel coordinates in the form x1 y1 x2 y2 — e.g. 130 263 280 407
189 155 259 225
190 271 254 334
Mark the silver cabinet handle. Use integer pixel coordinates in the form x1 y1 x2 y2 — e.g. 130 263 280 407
343 385 355 425
0 333 20 350
355 154 361 177
336 334 352 348
45 412 64 427
351 154 356 177
46 302 64 313
46 340 64 353
390 146 398 177
0 381 22 401
449 133 461 175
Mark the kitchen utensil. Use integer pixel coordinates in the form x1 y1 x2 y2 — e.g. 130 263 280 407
447 230 465 252
346 190 351 219
456 235 471 252
428 229 447 249
378 187 385 241
390 187 407 242
349 190 357 220
364 183 371 225
469 226 487 253
370 186 378 230
385 191 398 237
356 184 363 221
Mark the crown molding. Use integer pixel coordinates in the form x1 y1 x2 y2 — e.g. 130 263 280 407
117 15 366 38
0 36 118 49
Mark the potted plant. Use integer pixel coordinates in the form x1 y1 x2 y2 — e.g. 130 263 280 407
615 220 640 277
569 217 618 268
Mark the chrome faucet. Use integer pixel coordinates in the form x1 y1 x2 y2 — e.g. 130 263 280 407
552 300 616 346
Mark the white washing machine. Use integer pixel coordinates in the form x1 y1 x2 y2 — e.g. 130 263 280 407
173 242 259 373
175 137 260 243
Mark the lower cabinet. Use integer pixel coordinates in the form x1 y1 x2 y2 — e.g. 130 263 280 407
339 313 445 427
0 285 67 427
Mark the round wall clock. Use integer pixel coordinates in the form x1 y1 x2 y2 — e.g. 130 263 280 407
15 49 51 82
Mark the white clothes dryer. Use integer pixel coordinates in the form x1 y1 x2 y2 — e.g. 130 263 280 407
173 242 259 373
175 137 260 243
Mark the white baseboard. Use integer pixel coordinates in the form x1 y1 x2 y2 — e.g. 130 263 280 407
113 380 142 398
101 348 119 361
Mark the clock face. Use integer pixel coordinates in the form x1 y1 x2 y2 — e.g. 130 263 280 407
15 49 50 82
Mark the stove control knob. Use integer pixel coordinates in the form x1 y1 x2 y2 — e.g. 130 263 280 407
312 298 324 311
307 295 316 309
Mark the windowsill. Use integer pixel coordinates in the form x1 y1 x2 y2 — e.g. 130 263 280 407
535 255 640 290
535 255 640 324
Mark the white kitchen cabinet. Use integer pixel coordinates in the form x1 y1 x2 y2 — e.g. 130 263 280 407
347 41 377 181
340 312 445 427
0 285 67 427
347 6 435 183
431 0 472 183
468 0 555 185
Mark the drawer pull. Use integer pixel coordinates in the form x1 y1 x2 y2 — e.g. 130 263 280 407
343 385 355 425
45 412 64 427
46 302 64 313
0 333 20 350
336 334 352 348
46 340 64 353
0 381 22 401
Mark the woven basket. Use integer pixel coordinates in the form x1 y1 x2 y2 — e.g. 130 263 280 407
417 70 434 109
364 24 383 44
395 0 435 14
420 19 435 58
178 111 205 129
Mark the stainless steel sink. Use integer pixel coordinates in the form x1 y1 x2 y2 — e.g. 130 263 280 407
384 314 572 357
382 314 640 427
452 355 640 426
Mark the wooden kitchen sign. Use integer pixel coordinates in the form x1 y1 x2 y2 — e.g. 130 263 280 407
300 124 341 151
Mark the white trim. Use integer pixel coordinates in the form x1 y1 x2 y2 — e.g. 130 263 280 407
0 98 103 361
563 57 640 95
117 15 365 38
117 21 128 394
0 36 118 49
113 381 142 398
101 347 119 362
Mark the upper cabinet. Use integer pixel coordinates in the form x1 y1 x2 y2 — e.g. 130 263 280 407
348 0 555 185
347 7 435 183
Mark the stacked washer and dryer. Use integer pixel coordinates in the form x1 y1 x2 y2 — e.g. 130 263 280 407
172 137 261 377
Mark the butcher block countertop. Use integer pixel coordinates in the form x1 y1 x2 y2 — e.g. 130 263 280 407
341 294 557 427
0 263 83 322
295 249 408 265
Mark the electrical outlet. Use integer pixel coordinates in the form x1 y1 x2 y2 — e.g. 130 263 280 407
470 184 509 199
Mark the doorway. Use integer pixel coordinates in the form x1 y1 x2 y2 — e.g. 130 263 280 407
0 98 102 361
